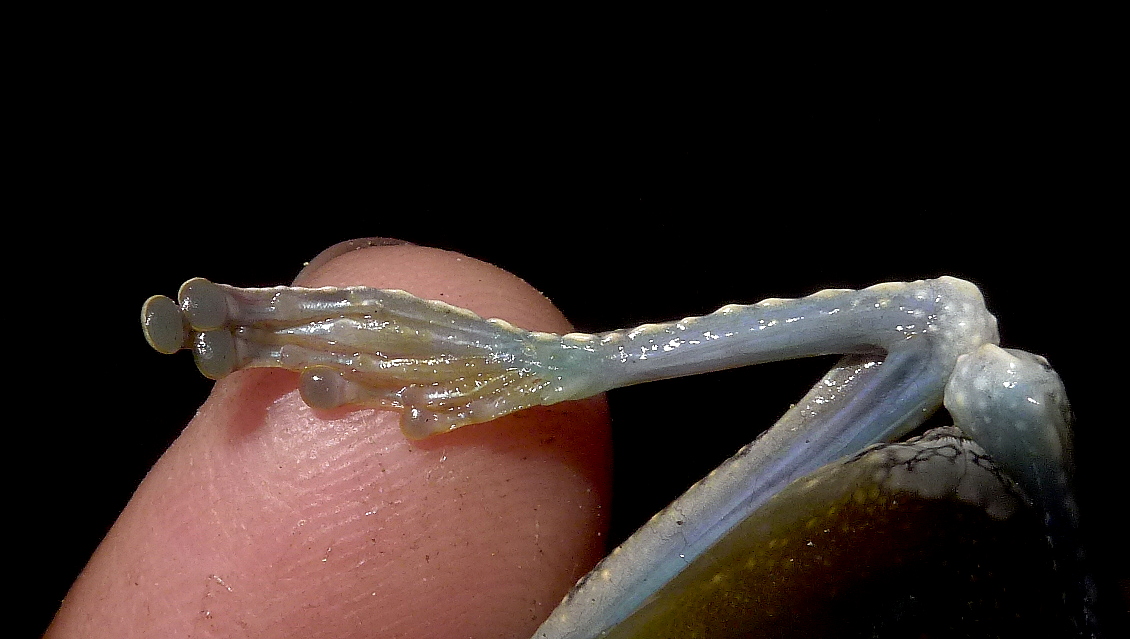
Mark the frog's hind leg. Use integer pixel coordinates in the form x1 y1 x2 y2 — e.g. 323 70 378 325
533 279 1004 638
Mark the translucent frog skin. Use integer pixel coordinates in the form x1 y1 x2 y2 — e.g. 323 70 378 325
141 275 1098 637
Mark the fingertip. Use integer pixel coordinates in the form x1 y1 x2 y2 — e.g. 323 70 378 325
57 240 612 639
284 242 613 635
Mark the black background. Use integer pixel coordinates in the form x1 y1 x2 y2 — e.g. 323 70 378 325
26 20 1122 636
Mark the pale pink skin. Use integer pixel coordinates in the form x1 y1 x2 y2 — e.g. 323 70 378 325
48 245 613 639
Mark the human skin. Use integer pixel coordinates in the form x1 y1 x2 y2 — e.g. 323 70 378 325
47 244 613 638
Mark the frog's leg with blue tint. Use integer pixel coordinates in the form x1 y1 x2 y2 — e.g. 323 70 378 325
141 275 1097 637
